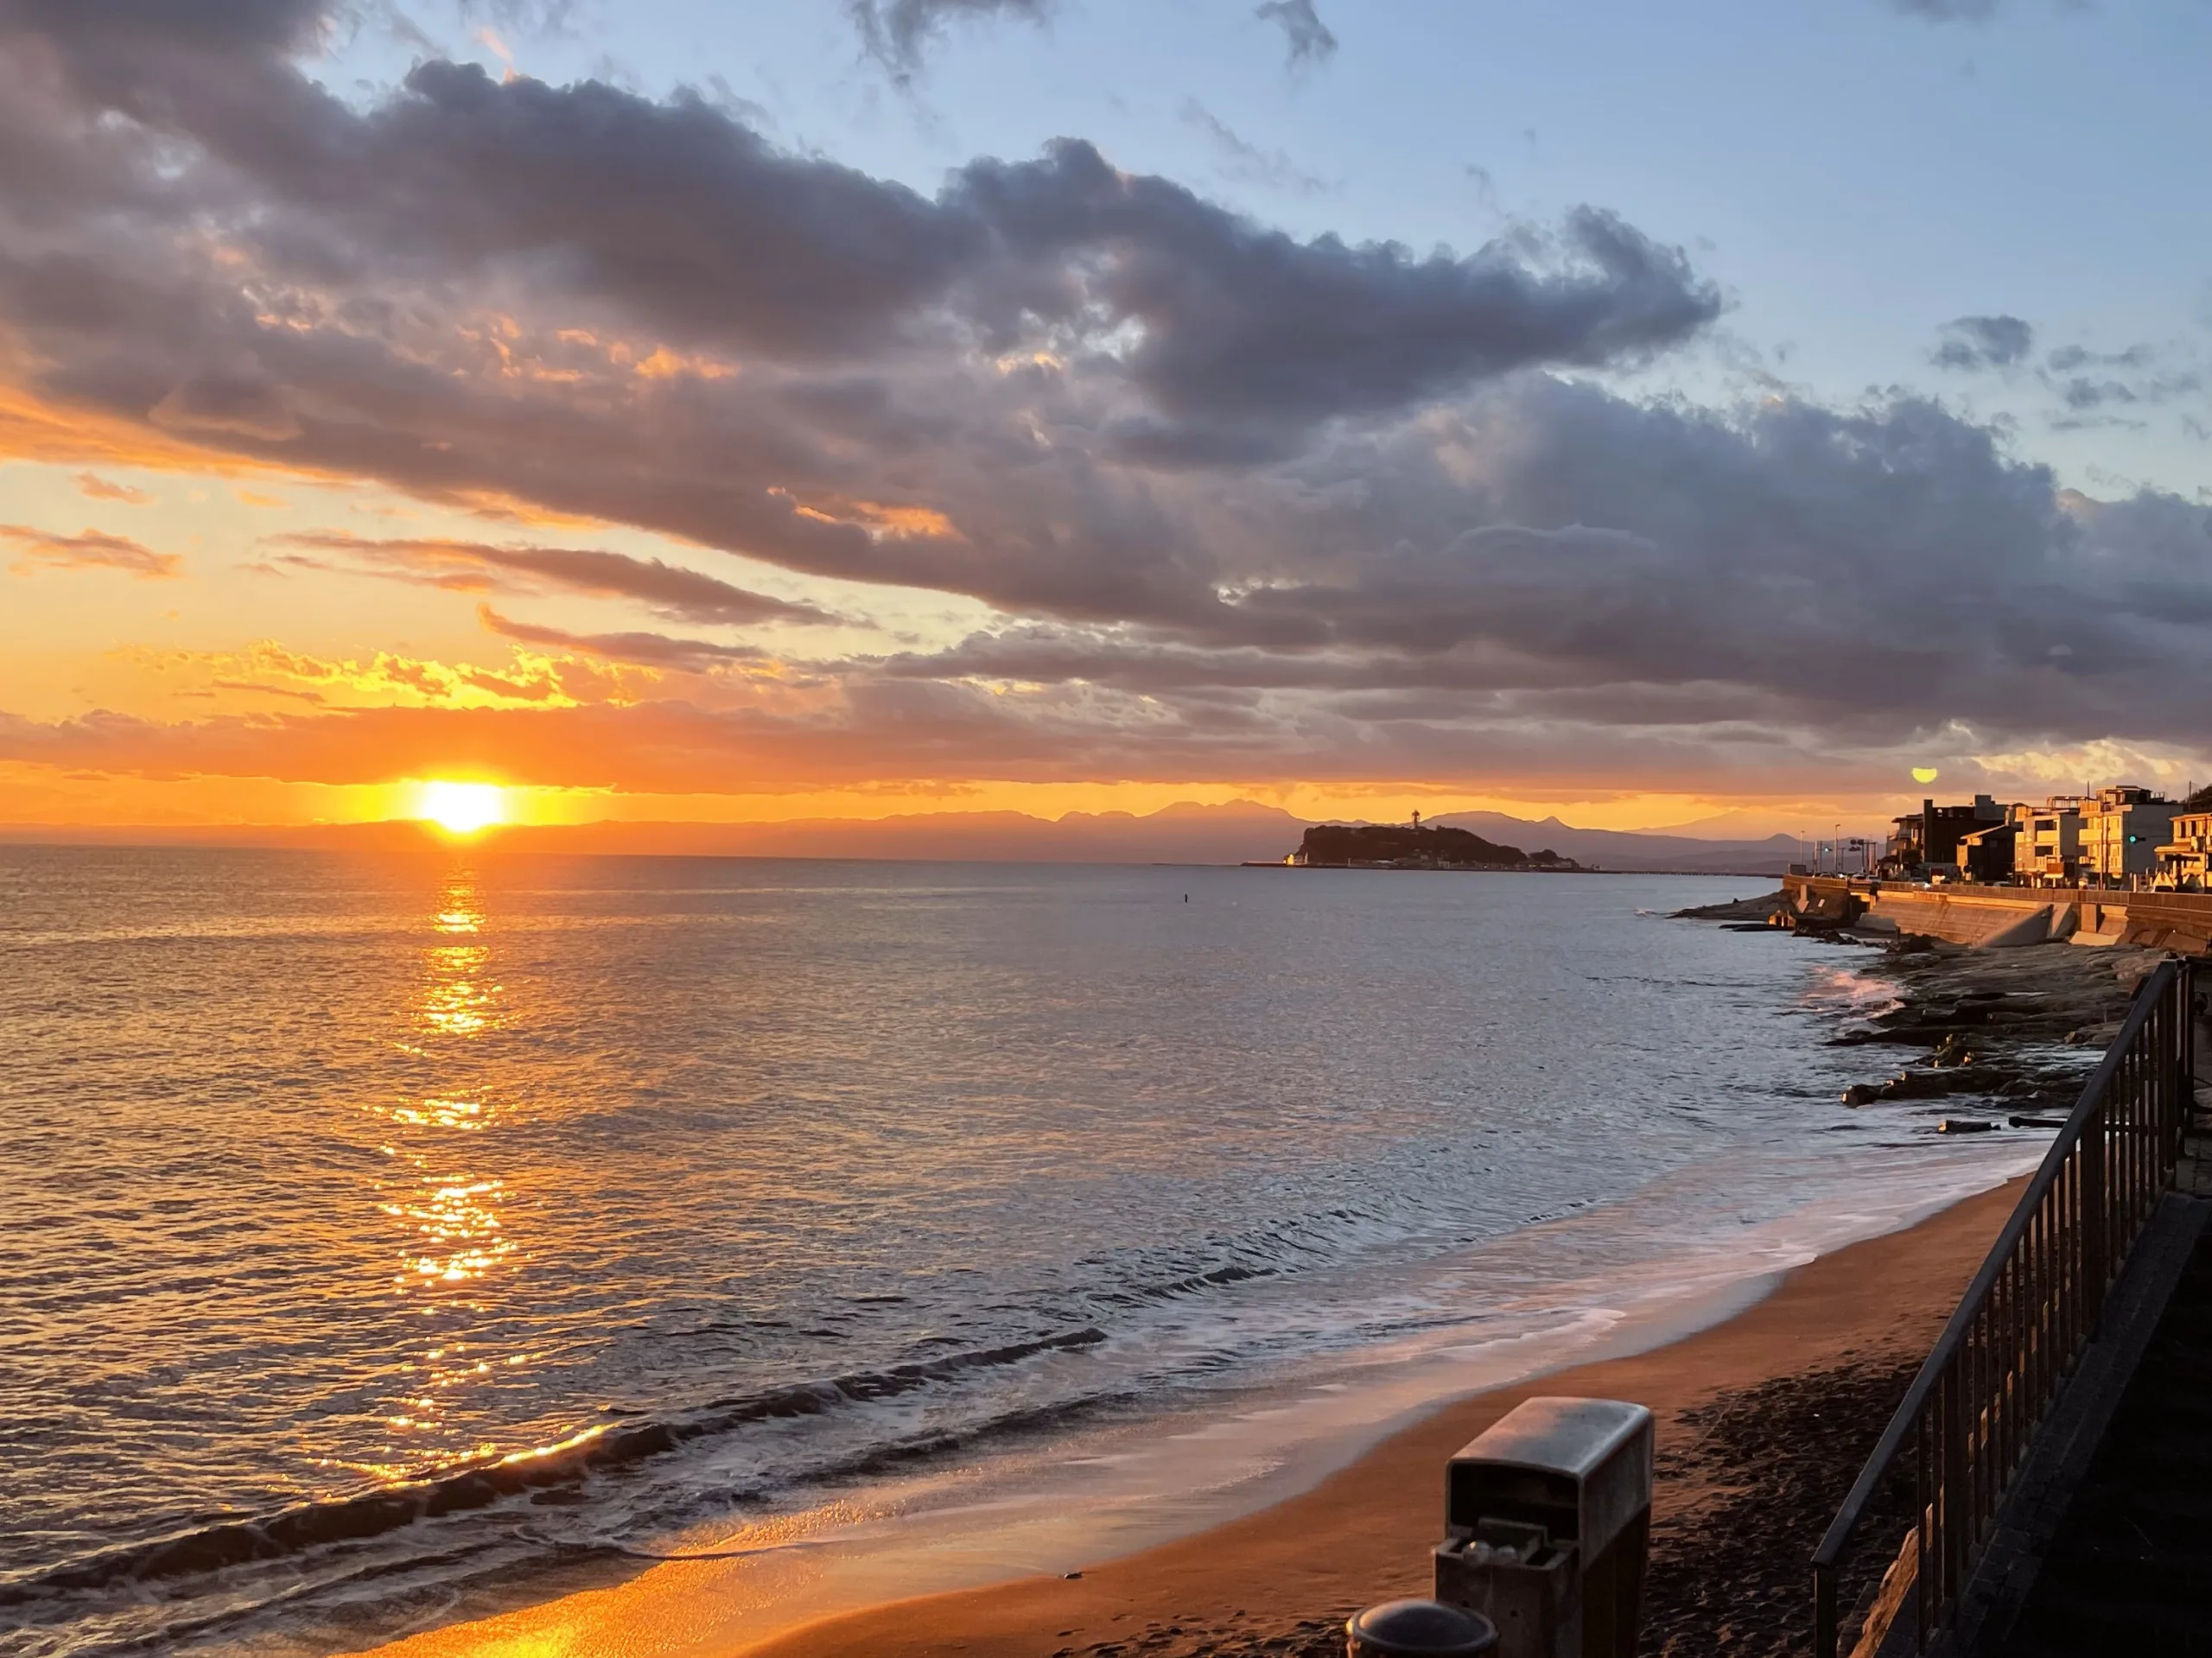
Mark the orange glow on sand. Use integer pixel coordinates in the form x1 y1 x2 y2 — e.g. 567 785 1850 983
411 781 509 836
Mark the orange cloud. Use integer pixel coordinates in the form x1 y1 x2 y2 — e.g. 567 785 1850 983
777 490 960 542
459 492 610 529
477 607 770 672
0 384 216 472
270 532 844 626
122 639 652 713
3 524 181 579
0 683 1895 800
75 473 154 505
0 380 352 495
634 346 736 381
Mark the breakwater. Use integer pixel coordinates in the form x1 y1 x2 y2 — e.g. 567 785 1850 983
1783 876 2212 956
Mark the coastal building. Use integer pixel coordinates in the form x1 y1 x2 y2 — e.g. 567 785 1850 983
1883 794 2005 875
2018 797 2087 886
1957 820 2020 884
2154 809 2212 891
2077 785 2177 887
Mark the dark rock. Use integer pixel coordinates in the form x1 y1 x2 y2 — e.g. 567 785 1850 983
1929 1033 1974 1067
1672 891 1789 922
1880 1070 1962 1101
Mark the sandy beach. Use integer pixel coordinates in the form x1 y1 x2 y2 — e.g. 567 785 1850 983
354 1173 2023 1658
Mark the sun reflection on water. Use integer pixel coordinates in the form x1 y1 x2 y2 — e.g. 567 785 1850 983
414 877 501 1039
384 1175 512 1285
358 867 530 1481
417 944 497 1037
386 1096 489 1130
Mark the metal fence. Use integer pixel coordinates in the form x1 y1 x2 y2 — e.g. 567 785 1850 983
1811 957 2197 1658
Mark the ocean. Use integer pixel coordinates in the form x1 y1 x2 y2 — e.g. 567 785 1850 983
0 848 2043 1655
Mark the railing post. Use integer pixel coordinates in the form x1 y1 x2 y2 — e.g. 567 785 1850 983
1941 1363 1966 1611
2187 962 2198 1102
1815 1559 1836 1658
2182 962 2198 1166
2081 1102 2107 1319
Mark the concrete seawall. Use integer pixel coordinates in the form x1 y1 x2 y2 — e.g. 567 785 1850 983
1783 877 2212 956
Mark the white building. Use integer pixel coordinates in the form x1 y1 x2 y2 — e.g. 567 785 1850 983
2155 809 2212 891
2017 797 2086 886
2077 785 2178 886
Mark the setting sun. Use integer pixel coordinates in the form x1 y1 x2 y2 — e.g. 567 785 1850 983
413 781 508 836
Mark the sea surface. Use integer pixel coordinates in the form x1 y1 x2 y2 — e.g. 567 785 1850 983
0 848 2046 1656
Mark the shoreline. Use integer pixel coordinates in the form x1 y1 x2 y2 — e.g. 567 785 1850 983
354 1173 2027 1658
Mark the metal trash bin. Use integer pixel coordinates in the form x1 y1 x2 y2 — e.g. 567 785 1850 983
1347 1598 1499 1656
1431 1397 1653 1658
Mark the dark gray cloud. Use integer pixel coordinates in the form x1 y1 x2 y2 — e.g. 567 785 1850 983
213 62 979 359
1179 99 1328 195
2036 341 2202 424
1927 317 2204 428
0 0 2202 791
271 533 848 626
0 0 1719 630
949 144 1719 441
477 607 773 668
0 11 1714 451
1933 313 2033 369
844 0 1338 83
2046 342 2151 373
864 377 2212 754
847 0 1048 80
2056 377 2139 412
1925 316 2206 435
1254 0 1337 66
0 0 330 51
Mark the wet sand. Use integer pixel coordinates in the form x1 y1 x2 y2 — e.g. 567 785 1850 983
355 1176 2023 1658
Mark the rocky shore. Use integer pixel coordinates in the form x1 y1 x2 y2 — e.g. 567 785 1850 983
1677 888 2171 1130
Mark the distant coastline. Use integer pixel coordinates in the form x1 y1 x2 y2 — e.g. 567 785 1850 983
0 799 1802 873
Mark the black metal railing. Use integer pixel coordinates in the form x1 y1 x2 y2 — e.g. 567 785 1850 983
1811 957 2197 1658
